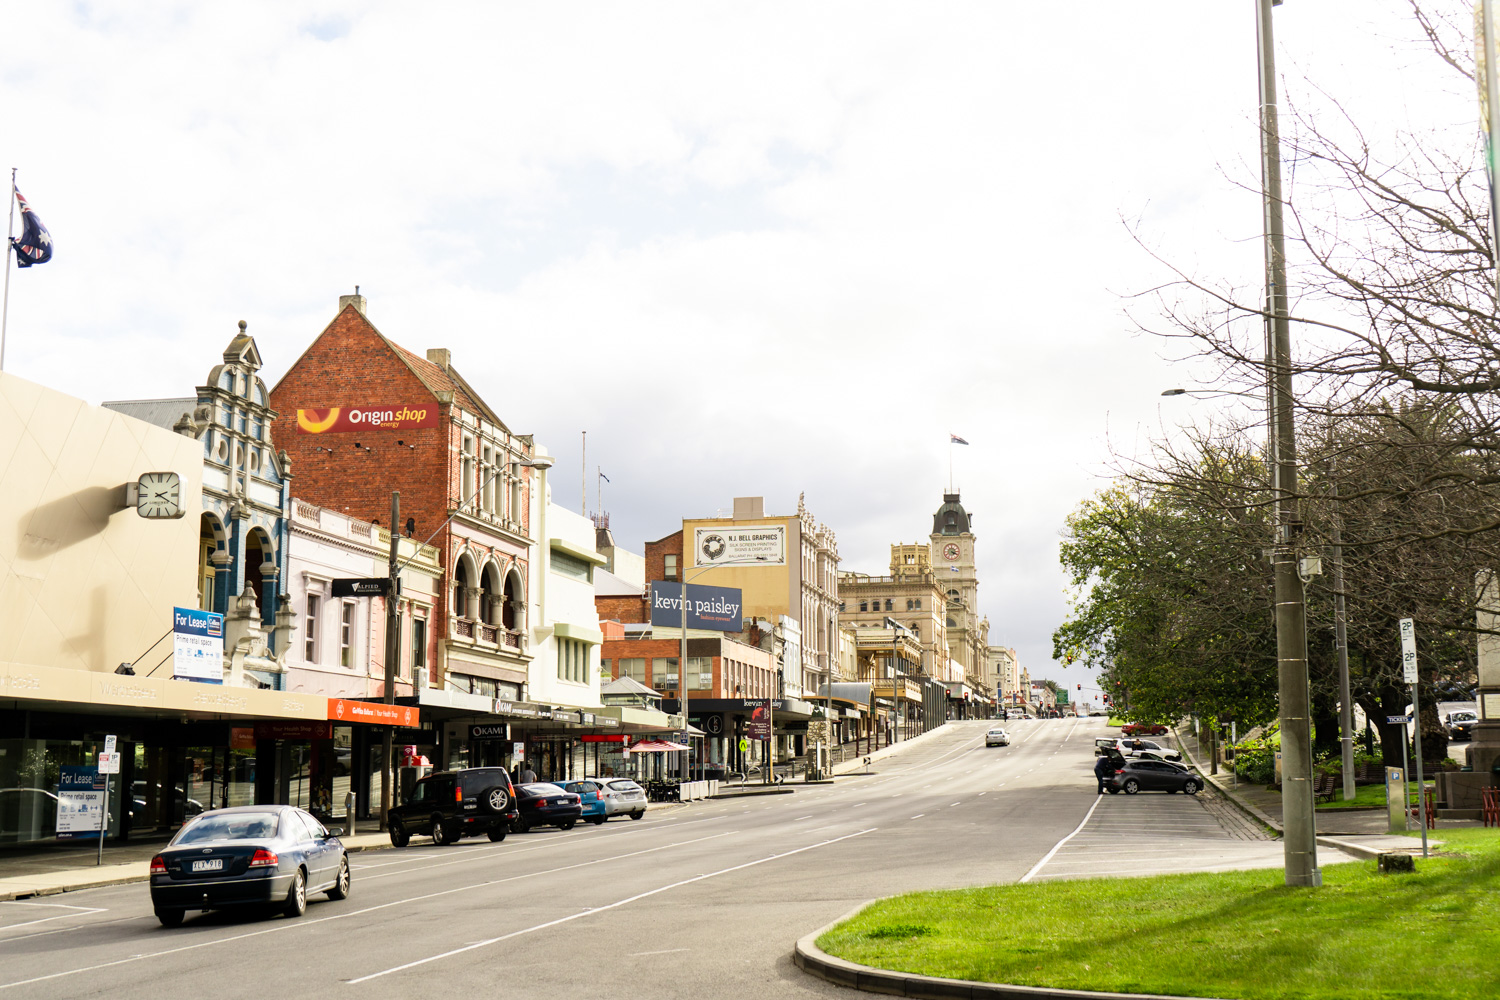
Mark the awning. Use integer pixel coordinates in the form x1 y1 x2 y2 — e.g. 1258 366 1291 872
622 740 690 754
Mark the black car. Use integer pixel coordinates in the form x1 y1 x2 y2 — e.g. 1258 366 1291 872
1108 759 1201 795
1446 711 1478 742
149 805 349 926
513 782 582 833
388 767 519 847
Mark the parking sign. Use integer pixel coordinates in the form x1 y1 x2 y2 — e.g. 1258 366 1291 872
1399 618 1417 684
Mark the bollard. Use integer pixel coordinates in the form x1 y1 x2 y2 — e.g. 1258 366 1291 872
344 792 356 837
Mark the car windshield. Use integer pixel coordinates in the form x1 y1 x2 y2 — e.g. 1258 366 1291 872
524 783 565 796
1452 712 1476 722
172 812 279 845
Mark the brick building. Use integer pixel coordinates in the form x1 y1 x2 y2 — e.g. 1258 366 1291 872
270 292 542 702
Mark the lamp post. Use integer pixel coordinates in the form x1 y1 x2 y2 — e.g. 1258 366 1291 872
884 616 909 744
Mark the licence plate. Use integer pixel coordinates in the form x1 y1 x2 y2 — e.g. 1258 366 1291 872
191 859 223 872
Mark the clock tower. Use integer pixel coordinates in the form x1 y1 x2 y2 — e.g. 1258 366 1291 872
930 492 977 611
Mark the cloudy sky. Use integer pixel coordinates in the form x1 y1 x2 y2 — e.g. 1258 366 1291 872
1 2 1473 703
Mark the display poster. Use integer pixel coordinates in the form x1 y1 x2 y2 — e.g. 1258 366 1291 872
693 525 785 566
56 766 104 840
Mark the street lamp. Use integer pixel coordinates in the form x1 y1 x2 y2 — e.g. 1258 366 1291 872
883 616 910 745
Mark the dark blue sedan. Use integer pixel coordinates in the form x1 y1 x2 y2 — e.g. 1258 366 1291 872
149 804 349 926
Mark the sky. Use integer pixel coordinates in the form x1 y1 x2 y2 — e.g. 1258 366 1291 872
0 2 1476 706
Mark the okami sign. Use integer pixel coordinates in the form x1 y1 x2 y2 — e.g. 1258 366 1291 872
296 405 439 434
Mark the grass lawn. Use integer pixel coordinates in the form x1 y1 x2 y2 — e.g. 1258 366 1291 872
1315 781 1432 811
1106 716 1124 727
817 830 1500 1000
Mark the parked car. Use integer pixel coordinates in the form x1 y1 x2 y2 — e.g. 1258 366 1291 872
1094 737 1121 757
1118 738 1182 762
149 805 348 926
1107 759 1200 795
587 777 647 820
985 727 1010 747
513 783 582 833
387 767 518 847
1121 722 1169 736
558 780 608 825
1446 711 1478 742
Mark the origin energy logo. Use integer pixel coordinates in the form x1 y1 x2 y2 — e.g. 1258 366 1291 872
296 406 440 433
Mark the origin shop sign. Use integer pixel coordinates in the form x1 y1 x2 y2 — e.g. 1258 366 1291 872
296 405 439 434
649 581 743 632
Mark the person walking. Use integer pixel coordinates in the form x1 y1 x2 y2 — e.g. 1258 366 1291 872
517 760 537 785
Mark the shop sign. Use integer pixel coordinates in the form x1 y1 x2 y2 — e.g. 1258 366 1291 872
331 578 391 598
470 724 510 741
255 720 334 741
494 700 551 719
392 727 436 744
693 524 786 566
580 734 630 743
171 607 224 684
56 767 104 840
229 727 256 750
295 405 439 434
327 698 420 727
649 581 743 632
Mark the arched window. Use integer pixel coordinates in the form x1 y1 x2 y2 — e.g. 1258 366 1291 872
913 598 922 610
452 558 474 618
905 599 913 611
481 563 502 625
858 601 868 612
884 599 893 612
502 571 524 631
946 617 957 628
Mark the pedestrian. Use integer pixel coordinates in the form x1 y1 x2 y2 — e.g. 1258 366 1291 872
518 760 537 785
1093 751 1116 795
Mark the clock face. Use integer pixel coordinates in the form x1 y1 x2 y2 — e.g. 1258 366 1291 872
943 542 960 561
137 471 184 519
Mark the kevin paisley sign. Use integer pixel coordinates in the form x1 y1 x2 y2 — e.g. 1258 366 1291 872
296 406 439 433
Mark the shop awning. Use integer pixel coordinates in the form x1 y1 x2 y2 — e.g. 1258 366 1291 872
621 740 690 754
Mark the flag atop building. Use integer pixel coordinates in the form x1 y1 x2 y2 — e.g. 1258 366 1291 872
10 188 53 268
950 434 968 445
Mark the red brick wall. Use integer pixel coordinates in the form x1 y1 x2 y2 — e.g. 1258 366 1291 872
595 595 646 624
644 531 682 586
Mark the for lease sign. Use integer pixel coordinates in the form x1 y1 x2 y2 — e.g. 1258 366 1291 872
296 405 439 433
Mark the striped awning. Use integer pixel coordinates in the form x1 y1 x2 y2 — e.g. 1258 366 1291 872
621 739 690 754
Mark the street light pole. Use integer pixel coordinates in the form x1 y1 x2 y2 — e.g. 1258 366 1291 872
380 491 400 831
1257 0 1319 887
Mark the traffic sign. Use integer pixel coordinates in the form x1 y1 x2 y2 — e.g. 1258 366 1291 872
1387 715 1412 725
103 735 116 755
738 737 750 753
97 752 121 774
1399 618 1418 684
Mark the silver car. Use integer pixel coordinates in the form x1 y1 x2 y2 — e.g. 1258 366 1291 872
586 777 647 820
985 727 1010 747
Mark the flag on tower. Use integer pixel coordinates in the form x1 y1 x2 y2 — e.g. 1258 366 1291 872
10 188 53 268
950 434 969 445
599 472 611 483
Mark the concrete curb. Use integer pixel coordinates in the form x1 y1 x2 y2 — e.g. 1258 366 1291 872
793 904 1221 1000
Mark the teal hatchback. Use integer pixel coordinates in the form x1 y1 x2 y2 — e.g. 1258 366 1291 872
559 780 608 825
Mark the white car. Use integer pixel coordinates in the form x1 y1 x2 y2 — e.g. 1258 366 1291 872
585 777 647 820
1117 738 1182 762
985 727 1010 747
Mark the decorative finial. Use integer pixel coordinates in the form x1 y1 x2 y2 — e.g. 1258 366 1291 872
238 319 247 332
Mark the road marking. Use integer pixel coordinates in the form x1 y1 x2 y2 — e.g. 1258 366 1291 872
949 802 962 808
852 802 866 807
1020 794 1104 884
977 791 986 796
0 831 737 992
0 902 107 934
793 815 812 821
630 948 690 956
345 828 877 983
911 814 925 820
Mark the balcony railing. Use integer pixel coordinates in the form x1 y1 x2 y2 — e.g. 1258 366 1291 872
451 617 523 652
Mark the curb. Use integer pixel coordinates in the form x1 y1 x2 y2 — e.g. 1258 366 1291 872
708 787 795 799
794 905 1221 1000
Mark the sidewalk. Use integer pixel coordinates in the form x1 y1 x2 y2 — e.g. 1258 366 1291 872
1173 726 1444 859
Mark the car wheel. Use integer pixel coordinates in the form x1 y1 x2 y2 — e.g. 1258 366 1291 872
155 908 184 927
630 810 644 820
514 818 531 834
283 868 307 918
487 826 508 842
1184 780 1200 795
327 857 351 900
591 815 606 825
389 821 409 848
1123 779 1140 795
481 786 510 814
1107 788 1120 794
430 814 448 845
560 821 576 831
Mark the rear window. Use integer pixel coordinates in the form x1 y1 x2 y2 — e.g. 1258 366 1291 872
459 770 512 793
524 783 565 796
607 780 641 791
173 812 279 845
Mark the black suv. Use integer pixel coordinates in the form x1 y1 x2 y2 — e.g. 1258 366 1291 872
387 768 519 847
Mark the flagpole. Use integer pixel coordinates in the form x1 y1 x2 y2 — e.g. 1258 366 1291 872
1 168 16 373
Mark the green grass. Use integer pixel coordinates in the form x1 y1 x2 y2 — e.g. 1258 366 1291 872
1315 781 1432 811
817 833 1500 1000
1106 716 1124 727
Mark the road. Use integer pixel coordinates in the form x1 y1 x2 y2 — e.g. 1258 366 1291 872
0 718 1272 999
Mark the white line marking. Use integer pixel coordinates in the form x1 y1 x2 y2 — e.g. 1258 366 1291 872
950 802 962 808
630 948 690 956
911 814 925 820
793 815 812 821
1020 794 1104 884
0 903 107 933
345 828 876 983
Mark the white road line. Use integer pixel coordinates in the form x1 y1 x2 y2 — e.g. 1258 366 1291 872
630 948 690 956
911 814 925 820
793 815 812 821
1020 794 1104 884
949 802 962 808
0 831 736 992
0 903 107 934
345 828 877 983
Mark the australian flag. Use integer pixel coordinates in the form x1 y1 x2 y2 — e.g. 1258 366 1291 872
10 188 53 268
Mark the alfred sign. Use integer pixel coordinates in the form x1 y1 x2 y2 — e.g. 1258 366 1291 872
649 581 743 632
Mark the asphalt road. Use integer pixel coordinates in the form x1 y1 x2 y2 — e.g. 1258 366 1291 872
0 718 1236 999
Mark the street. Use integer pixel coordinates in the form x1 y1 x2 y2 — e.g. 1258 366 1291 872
0 719 1270 999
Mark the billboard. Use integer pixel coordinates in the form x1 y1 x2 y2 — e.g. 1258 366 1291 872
693 525 785 566
172 607 224 684
56 767 104 839
649 581 744 632
295 405 439 434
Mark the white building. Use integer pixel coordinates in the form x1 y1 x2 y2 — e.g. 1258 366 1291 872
527 496 607 715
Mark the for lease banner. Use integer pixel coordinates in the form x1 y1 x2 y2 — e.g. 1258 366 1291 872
172 607 224 684
296 405 440 433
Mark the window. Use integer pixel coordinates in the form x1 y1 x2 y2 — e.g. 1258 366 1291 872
858 601 868 612
510 477 522 524
600 658 611 677
461 436 475 502
913 598 921 610
619 658 647 683
551 550 591 582
557 639 588 683
304 594 321 662
664 554 678 580
884 599 893 611
340 603 355 667
687 656 713 690
411 616 427 679
654 657 679 691
481 446 496 513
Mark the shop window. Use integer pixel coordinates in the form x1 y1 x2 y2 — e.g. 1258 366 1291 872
305 594 321 662
411 616 428 679
340 603 355 668
687 656 713 690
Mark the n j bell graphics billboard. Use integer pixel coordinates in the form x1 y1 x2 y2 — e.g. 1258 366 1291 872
650 582 744 632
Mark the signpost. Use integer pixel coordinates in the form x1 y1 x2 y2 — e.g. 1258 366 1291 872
96 735 117 866
1398 618 1429 856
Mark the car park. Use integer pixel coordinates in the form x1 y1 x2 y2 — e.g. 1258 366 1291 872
1107 759 1200 795
559 780 608 824
1121 722 1169 736
149 805 349 926
985 727 1010 747
514 783 583 832
1117 738 1182 762
387 767 518 847
587 777 647 820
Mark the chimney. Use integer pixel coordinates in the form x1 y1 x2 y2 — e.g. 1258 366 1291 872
733 496 765 520
339 286 367 316
426 348 451 369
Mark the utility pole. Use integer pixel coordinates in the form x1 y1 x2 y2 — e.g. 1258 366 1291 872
1331 476 1355 801
380 491 401 830
1257 0 1319 887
